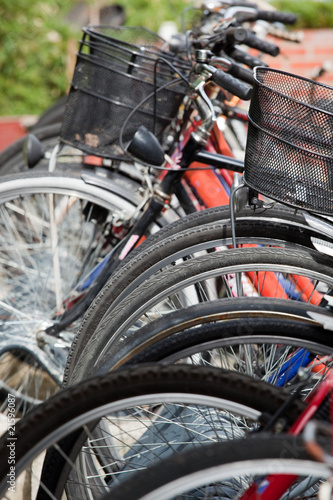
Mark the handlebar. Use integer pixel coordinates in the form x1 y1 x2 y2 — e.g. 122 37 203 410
210 26 280 58
211 68 252 100
182 2 298 61
254 9 297 25
226 47 268 68
211 55 254 84
223 5 297 25
194 52 253 100
225 27 248 44
243 32 280 56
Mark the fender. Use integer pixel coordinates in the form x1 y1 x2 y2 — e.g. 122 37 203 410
81 165 180 228
81 165 144 207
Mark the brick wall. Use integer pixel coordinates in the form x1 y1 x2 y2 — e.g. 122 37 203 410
0 117 32 153
264 29 333 86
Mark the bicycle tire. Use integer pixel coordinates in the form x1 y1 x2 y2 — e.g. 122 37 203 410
67 247 333 386
0 364 306 499
99 297 333 391
0 167 143 411
64 205 333 385
106 434 330 500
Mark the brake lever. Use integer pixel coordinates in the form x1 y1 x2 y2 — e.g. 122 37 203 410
222 6 258 23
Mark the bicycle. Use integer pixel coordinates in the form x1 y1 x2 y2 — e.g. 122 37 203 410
0 6 308 410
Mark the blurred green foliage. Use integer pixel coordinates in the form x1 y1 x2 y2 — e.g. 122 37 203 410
0 0 331 116
270 0 333 29
0 0 189 116
0 0 79 115
116 0 188 31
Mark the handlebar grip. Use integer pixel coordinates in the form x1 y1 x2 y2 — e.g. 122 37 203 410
227 62 254 85
255 9 298 25
227 47 268 68
211 69 252 100
245 33 280 56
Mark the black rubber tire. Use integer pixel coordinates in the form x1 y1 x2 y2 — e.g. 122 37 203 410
67 247 333 386
63 206 333 385
102 297 333 375
0 365 306 499
106 434 329 500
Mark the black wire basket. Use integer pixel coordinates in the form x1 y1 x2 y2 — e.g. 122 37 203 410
244 67 333 215
60 26 190 161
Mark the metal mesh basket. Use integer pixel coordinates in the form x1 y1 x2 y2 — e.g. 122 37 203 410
244 67 333 214
60 26 190 160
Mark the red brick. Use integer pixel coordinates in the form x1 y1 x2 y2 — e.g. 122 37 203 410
278 46 306 56
268 61 283 70
314 46 333 55
318 76 333 86
302 29 332 42
293 61 322 69
0 120 27 152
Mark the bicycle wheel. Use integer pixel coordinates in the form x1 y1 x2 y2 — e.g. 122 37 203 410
64 205 333 384
99 298 333 394
106 434 330 500
0 167 144 411
0 364 306 499
67 247 333 386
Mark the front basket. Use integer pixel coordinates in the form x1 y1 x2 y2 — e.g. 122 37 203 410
60 26 190 161
244 67 333 215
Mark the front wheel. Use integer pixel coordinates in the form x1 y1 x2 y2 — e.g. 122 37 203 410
0 167 141 411
0 364 306 499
